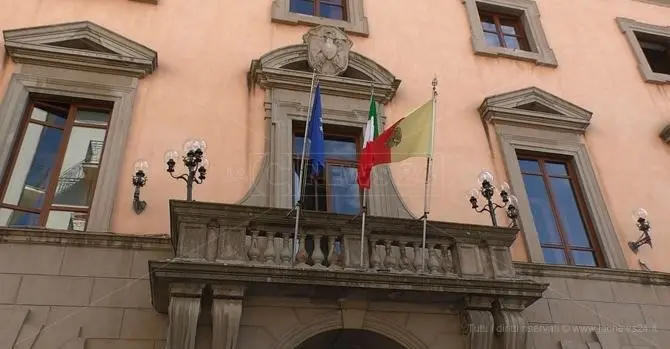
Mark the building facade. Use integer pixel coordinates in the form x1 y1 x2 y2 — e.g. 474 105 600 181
1 0 670 348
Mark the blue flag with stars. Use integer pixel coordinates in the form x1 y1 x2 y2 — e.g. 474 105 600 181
307 83 325 176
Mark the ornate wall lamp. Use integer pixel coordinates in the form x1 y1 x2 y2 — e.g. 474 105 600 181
164 139 209 201
468 170 520 227
132 160 149 214
629 208 652 253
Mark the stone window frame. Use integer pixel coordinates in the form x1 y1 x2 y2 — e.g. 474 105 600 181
616 17 670 84
479 87 627 269
246 36 416 218
0 21 157 232
271 0 369 37
462 0 558 67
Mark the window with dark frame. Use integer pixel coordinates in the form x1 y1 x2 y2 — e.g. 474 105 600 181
289 0 348 21
635 32 670 75
517 153 604 267
292 125 361 215
478 9 530 51
0 97 112 232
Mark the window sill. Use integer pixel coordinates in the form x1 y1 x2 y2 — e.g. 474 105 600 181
472 44 558 67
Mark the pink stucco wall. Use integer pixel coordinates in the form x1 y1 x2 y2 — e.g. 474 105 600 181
1 0 670 271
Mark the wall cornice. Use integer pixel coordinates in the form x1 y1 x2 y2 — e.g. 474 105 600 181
514 262 670 285
0 227 171 250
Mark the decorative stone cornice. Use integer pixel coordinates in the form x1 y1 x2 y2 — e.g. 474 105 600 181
514 262 670 285
660 124 670 143
3 21 157 77
149 260 547 313
0 227 171 250
479 87 592 133
248 44 401 103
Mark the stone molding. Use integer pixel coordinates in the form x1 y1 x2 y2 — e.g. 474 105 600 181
480 87 627 269
515 261 670 285
0 227 171 250
249 44 401 103
0 67 139 233
271 0 369 37
129 0 158 4
479 86 592 133
3 21 157 77
166 295 201 349
617 17 670 84
271 311 429 349
634 0 670 7
462 0 558 67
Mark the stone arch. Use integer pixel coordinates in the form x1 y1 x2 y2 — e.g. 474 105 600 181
272 312 429 349
243 25 413 219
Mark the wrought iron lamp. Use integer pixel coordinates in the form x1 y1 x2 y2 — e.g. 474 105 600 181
628 208 652 253
132 160 149 214
468 170 520 227
164 139 209 201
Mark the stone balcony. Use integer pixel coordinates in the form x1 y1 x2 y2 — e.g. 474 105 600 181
150 200 547 310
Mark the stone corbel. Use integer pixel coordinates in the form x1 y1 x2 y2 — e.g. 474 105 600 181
493 299 528 349
211 285 246 349
166 283 205 349
460 297 495 349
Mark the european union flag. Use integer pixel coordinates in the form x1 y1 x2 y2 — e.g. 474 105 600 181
307 83 325 177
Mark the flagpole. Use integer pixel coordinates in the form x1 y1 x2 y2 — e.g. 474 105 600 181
292 71 318 264
421 76 438 272
359 83 375 268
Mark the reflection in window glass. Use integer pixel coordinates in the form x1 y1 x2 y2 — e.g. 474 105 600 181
0 100 111 231
289 0 346 20
293 131 359 214
518 154 601 267
328 165 360 214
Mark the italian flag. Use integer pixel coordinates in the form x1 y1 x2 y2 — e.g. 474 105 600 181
357 99 434 189
363 96 379 146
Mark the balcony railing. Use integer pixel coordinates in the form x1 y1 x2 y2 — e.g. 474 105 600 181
168 201 520 279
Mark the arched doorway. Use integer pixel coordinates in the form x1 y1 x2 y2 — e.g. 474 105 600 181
295 329 406 349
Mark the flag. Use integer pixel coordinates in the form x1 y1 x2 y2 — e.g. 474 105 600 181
357 99 433 189
307 83 325 176
363 96 379 146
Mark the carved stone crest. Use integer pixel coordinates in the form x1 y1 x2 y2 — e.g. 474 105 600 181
303 25 353 76
385 127 402 148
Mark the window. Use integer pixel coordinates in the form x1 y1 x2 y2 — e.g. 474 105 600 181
517 154 603 267
479 11 529 51
290 0 347 21
617 17 670 84
462 0 557 66
0 97 112 231
636 33 670 75
479 86 627 268
271 0 369 37
292 126 361 214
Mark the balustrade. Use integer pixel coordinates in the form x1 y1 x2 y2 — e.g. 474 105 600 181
170 201 519 279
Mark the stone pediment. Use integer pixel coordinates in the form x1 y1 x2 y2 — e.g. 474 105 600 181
479 87 593 132
3 21 157 77
248 26 400 103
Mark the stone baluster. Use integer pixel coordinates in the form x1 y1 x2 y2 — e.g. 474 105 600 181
441 244 455 274
248 231 260 263
280 233 292 266
369 239 380 270
383 240 396 271
264 232 276 265
413 243 423 273
327 235 339 269
295 235 309 267
398 241 411 273
312 234 325 268
428 244 442 274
